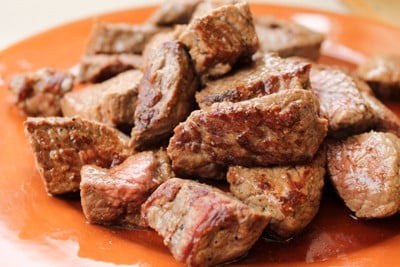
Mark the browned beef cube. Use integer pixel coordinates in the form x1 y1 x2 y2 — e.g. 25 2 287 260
327 131 400 218
179 2 259 78
130 41 198 150
310 64 377 137
363 91 400 137
148 0 202 26
167 89 328 179
227 148 326 239
80 149 173 228
8 68 74 117
24 116 133 195
142 25 187 65
85 22 166 55
78 54 143 83
61 70 142 127
196 53 311 109
141 178 270 267
255 16 324 61
357 54 400 100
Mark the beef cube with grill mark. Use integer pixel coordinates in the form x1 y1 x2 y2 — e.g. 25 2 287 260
78 54 143 83
147 0 202 26
130 41 198 151
196 53 311 109
141 178 270 267
8 68 74 117
167 89 328 179
85 22 166 55
227 148 326 239
310 64 377 137
61 70 142 127
179 1 259 78
327 131 400 218
80 149 173 228
24 116 133 195
357 54 400 100
255 16 324 61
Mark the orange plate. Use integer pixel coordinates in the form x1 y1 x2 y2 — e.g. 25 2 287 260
1 3 400 267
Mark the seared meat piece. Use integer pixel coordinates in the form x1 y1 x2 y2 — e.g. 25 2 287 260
85 22 166 55
78 54 143 83
363 92 400 137
24 116 132 195
142 25 187 65
357 54 400 100
196 53 311 109
141 178 270 267
168 89 328 179
148 0 202 26
131 41 198 150
80 149 173 228
327 131 400 218
227 148 326 239
8 68 74 117
179 1 259 78
310 64 376 137
61 70 142 127
255 16 324 61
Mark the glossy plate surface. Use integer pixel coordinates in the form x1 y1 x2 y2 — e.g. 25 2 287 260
1 4 400 267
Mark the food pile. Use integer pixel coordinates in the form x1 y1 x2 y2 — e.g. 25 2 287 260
8 1 400 266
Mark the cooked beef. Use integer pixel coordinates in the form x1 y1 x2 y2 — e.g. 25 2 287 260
227 148 326 239
310 64 376 137
141 177 270 267
179 1 259 78
78 53 143 83
80 149 173 228
61 70 142 127
357 54 400 100
196 53 311 109
85 22 166 55
131 41 198 150
167 89 328 179
24 116 132 195
142 25 187 65
148 0 202 26
327 131 400 218
8 68 74 117
255 16 324 61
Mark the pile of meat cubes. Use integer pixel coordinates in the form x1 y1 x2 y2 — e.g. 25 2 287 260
8 1 400 266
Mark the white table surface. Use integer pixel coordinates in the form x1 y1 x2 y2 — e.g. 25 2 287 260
0 0 349 51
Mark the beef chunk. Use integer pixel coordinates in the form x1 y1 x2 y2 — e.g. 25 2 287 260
327 131 400 218
85 22 165 55
227 148 326 239
80 149 173 228
61 70 142 127
255 16 324 61
196 53 312 109
167 89 328 179
148 0 202 26
179 1 259 78
78 54 143 83
8 68 74 117
363 92 400 137
310 64 376 137
130 41 198 150
142 25 187 65
141 178 270 267
24 116 132 195
357 54 400 100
